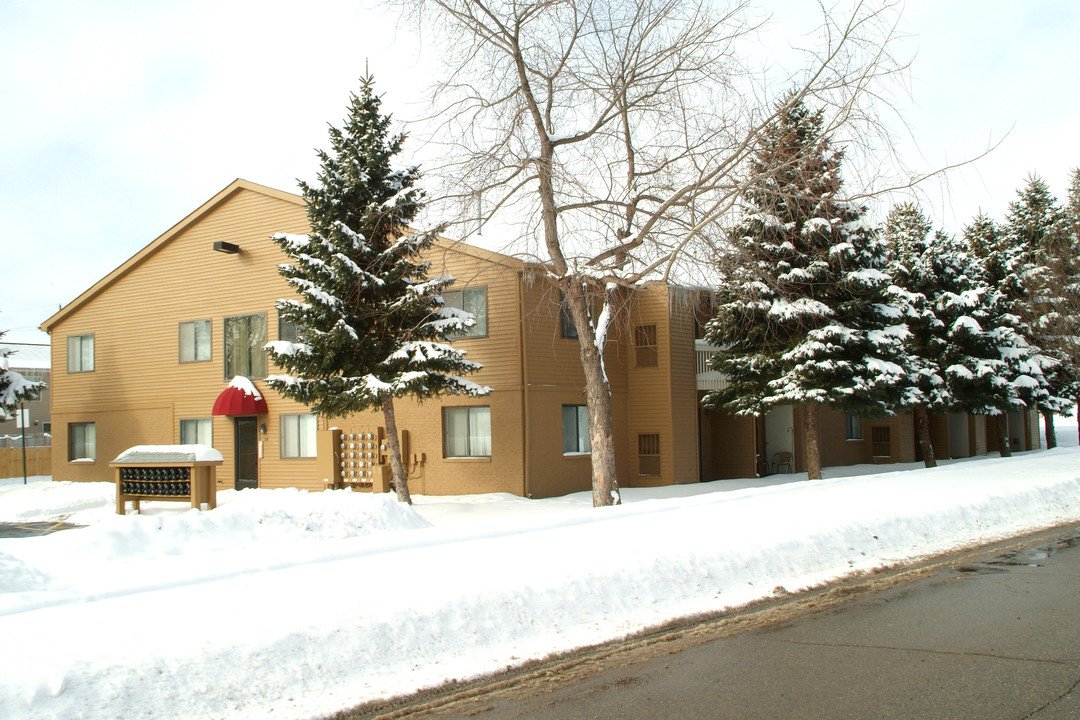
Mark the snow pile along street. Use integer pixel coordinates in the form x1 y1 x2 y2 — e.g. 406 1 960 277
1 419 1079 720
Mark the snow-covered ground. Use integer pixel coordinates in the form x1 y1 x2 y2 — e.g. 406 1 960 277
2 416 1079 720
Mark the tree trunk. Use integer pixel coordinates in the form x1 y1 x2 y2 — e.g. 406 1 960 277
995 414 1011 458
381 394 412 504
1042 410 1057 450
803 404 822 480
914 406 936 468
513 34 621 507
564 281 621 507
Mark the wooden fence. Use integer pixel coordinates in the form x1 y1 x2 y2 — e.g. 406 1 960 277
0 446 51 479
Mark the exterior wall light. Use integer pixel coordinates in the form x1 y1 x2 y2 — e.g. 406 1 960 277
213 241 240 254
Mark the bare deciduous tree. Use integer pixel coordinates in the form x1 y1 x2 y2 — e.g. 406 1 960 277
397 0 913 505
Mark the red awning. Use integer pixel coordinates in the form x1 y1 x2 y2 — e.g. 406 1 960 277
212 377 269 416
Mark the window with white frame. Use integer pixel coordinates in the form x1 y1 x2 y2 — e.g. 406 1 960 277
223 314 267 379
67 334 94 373
180 418 213 446
443 287 487 338
443 406 492 458
562 405 590 454
280 414 317 458
179 320 212 363
68 422 96 461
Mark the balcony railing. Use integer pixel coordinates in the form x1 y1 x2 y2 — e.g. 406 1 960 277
695 339 730 391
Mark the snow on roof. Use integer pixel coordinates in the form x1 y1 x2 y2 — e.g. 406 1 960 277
226 375 263 400
0 343 50 370
112 444 225 464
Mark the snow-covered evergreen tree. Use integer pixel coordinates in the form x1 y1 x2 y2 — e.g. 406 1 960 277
703 96 911 479
1029 168 1080 445
0 330 44 421
933 230 1040 455
882 203 945 466
885 202 1058 462
963 213 1008 289
962 202 1062 455
1063 169 1080 442
266 76 490 504
1005 175 1067 283
1066 168 1080 238
1002 175 1073 447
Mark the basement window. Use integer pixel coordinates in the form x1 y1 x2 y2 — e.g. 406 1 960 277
638 433 660 476
68 422 96 462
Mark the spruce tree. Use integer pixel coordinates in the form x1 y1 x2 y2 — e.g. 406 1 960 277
1066 169 1080 442
0 330 44 420
882 203 945 466
704 96 911 479
964 213 1008 288
1002 175 1072 448
962 209 1059 455
1034 168 1080 445
1066 168 1080 237
266 76 490 503
935 230 1037 453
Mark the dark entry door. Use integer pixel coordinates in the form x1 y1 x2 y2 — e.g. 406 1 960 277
235 416 259 490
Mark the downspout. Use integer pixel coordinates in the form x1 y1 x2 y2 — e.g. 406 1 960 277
518 271 531 498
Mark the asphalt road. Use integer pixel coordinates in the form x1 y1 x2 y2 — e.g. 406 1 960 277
0 520 81 538
356 524 1080 720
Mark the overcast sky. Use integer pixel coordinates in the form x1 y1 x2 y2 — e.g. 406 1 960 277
2 0 1078 344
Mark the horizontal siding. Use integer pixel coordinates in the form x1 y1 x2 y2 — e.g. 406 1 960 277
48 189 525 492
518 277 633 497
52 407 174 484
327 389 525 496
667 289 699 485
49 189 317 487
426 248 523 392
627 285 674 485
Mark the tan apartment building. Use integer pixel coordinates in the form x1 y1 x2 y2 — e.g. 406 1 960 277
41 179 1036 498
40 179 714 498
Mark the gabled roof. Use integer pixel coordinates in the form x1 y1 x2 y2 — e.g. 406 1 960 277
41 179 303 332
40 179 524 334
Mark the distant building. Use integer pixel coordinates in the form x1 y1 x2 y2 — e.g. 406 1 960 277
0 342 50 447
